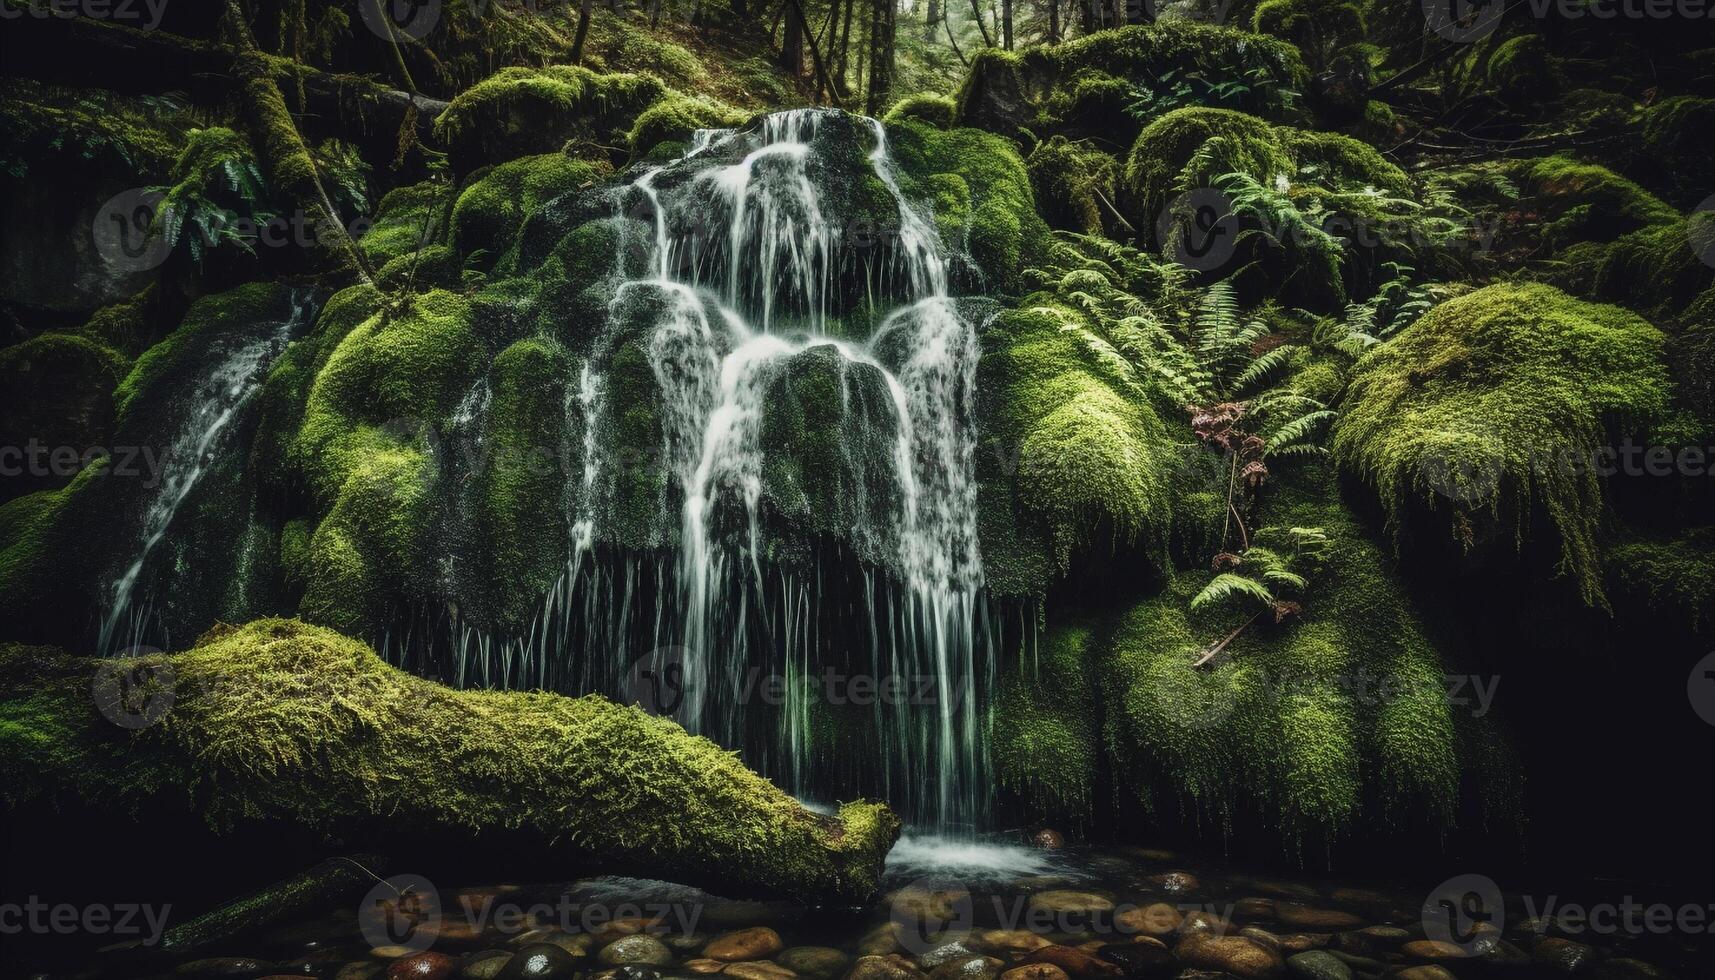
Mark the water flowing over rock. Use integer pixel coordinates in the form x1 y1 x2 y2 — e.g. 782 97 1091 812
403 110 1011 832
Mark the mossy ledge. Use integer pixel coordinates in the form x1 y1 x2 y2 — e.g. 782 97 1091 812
0 618 901 904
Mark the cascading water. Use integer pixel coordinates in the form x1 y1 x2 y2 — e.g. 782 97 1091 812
407 111 1006 832
97 291 314 655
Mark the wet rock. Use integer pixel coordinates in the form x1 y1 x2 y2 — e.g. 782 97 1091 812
976 929 1053 955
175 958 278 976
1480 939 1532 967
600 935 675 966
1591 959 1671 979
918 943 979 970
1114 903 1182 939
726 961 797 980
1401 940 1474 961
1178 911 1231 936
1140 872 1198 896
997 966 1069 980
1032 829 1066 850
928 954 1004 980
617 967 663 980
1394 968 1457 980
1018 944 1124 979
1274 906 1365 931
1093 943 1174 979
339 963 384 980
1173 933 1285 980
1240 927 1283 952
858 923 903 956
1234 898 1278 919
847 953 929 980
707 927 786 961
1029 892 1115 917
458 950 514 980
1533 938 1598 973
670 933 713 952
594 917 658 945
372 948 418 960
779 947 851 979
1278 935 1329 954
499 942 579 979
1284 950 1350 980
389 953 459 980
1325 950 1383 973
686 960 729 974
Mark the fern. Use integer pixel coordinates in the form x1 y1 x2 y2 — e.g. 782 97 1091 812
1191 572 1276 612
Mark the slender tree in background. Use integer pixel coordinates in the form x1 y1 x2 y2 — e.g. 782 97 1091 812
865 0 896 115
783 0 805 77
572 0 595 64
1002 0 1013 49
926 0 942 39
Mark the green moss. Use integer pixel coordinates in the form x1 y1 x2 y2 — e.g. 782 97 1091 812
358 181 446 267
992 625 1098 824
1333 283 1671 606
1513 155 1678 249
1252 0 1365 72
1026 137 1117 236
1101 491 1462 843
450 153 604 267
300 448 432 635
377 243 462 290
0 333 126 471
434 66 666 171
884 94 956 129
0 77 190 178
0 619 900 903
1607 529 1715 630
1281 128 1410 195
629 93 747 157
1485 34 1561 104
115 284 295 421
1122 108 1293 232
1582 212 1715 321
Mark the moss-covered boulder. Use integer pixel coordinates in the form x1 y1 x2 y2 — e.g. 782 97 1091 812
435 66 666 174
1333 283 1672 606
991 624 1099 826
1121 107 1294 235
1026 137 1118 236
0 618 900 903
629 93 748 158
449 152 605 267
0 332 127 501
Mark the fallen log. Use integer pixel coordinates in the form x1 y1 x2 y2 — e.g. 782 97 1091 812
0 619 901 904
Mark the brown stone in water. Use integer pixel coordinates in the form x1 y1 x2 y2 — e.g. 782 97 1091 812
1114 903 1182 939
384 952 457 980
1031 829 1066 850
1277 934 1330 954
707 928 786 962
996 965 1069 980
1173 933 1285 980
846 954 929 980
1018 945 1124 979
1394 967 1458 980
1401 940 1473 960
1274 905 1365 930
687 959 729 974
726 961 797 980
977 929 1053 954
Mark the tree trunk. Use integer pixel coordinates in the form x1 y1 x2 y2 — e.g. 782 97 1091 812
782 0 805 77
925 0 941 39
1002 0 1013 49
1048 0 1059 42
572 0 596 65
969 0 994 47
865 0 896 116
836 0 857 92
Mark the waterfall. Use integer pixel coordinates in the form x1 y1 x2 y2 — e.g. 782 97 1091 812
98 291 314 655
409 112 1001 831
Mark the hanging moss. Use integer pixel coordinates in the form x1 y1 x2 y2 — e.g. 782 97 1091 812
629 93 748 157
883 94 956 130
1332 283 1671 607
991 624 1098 825
0 619 900 903
1607 529 1715 630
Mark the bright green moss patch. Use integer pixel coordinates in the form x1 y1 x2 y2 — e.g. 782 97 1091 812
300 448 432 636
884 94 956 129
1333 283 1671 606
1607 529 1715 630
0 619 900 903
114 283 295 421
451 153 604 266
1513 155 1678 248
1026 137 1117 236
358 181 446 267
629 92 747 158
991 624 1098 825
1282 129 1410 195
434 66 666 172
1122 107 1293 232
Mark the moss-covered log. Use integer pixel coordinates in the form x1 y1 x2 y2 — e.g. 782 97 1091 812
0 619 901 904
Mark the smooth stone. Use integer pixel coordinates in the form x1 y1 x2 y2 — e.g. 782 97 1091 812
1032 829 1066 850
893 889 968 923
1284 950 1350 980
1174 933 1285 980
846 954 929 980
593 918 654 945
616 968 662 980
1235 898 1279 919
458 950 514 980
1028 892 1116 917
918 943 978 970
339 964 384 980
686 960 729 974
1481 939 1533 967
707 927 786 962
1394 968 1458 980
996 966 1069 980
1093 943 1174 979
1018 945 1124 979
539 934 594 958
858 923 902 956
176 958 277 975
725 962 796 980
1279 935 1330 954
500 943 579 979
372 949 419 960
1240 927 1283 952
1179 911 1232 936
388 953 459 980
928 954 1003 980
977 929 1053 954
1402 940 1473 961
778 947 851 980
670 934 713 952
1325 950 1383 972
1274 906 1365 931
1115 904 1182 939
1533 938 1598 973
600 935 675 967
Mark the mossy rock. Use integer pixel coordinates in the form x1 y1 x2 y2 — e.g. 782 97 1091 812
0 333 127 501
450 153 605 269
0 618 901 903
435 66 667 174
991 624 1099 825
1333 283 1672 607
1121 107 1293 236
629 92 748 158
358 181 447 268
1513 155 1679 251
1026 137 1117 236
884 94 956 130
